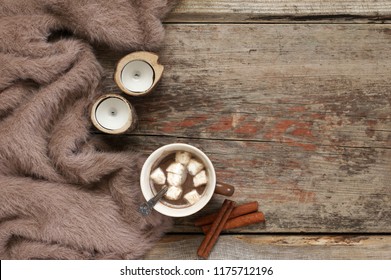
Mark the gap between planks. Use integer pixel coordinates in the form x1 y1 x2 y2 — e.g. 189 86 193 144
165 0 391 24
164 18 391 25
144 234 391 259
94 132 391 150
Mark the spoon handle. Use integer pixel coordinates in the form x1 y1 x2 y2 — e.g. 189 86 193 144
138 185 168 216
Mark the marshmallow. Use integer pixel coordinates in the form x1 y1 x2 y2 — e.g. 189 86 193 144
175 151 191 166
187 159 204 176
150 167 166 185
184 190 201 205
165 185 183 201
166 162 186 175
167 172 187 187
193 170 208 187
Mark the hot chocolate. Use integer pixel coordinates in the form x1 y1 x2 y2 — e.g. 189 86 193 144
149 151 208 208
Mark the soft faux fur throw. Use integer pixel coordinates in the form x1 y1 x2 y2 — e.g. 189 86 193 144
0 0 176 259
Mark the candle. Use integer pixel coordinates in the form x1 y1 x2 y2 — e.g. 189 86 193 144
114 51 164 96
121 60 154 93
90 94 137 134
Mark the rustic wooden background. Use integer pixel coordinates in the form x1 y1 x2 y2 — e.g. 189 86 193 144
98 0 391 259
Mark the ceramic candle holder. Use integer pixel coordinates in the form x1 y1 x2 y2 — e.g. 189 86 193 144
114 51 164 97
90 93 137 134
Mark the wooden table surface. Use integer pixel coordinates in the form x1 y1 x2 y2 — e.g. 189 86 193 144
98 0 391 259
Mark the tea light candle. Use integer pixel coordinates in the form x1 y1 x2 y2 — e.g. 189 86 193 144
121 60 154 93
90 94 137 134
114 51 164 97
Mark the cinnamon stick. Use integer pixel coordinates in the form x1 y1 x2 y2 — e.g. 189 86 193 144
197 199 235 259
199 200 235 259
197 199 230 257
202 211 265 233
194 201 259 227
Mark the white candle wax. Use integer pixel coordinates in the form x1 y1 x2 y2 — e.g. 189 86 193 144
121 60 154 93
95 97 131 130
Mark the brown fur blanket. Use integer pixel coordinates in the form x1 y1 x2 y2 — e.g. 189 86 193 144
0 0 176 259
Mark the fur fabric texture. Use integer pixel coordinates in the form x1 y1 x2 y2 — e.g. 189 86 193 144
0 0 176 259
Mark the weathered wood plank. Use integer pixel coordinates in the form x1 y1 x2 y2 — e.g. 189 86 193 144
144 234 391 259
98 24 391 150
96 24 391 233
166 0 391 23
101 135 391 233
93 4 391 259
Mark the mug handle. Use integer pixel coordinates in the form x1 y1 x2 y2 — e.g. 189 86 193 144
214 182 235 197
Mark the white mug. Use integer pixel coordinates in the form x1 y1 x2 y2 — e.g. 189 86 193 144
140 143 234 217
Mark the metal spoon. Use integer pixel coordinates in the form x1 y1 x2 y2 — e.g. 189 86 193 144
138 185 168 216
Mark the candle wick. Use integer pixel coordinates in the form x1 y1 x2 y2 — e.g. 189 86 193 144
133 71 141 79
110 108 117 116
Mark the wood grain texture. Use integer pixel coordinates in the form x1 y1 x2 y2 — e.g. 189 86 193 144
99 24 391 149
167 0 391 23
94 2 391 259
144 235 391 259
96 24 391 233
104 135 390 233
